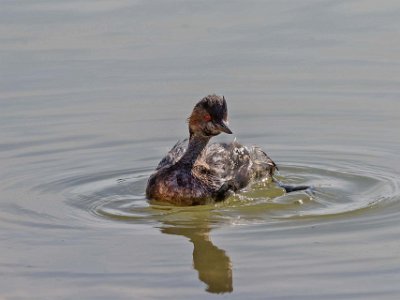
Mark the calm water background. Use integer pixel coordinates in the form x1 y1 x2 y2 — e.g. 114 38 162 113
1 1 400 299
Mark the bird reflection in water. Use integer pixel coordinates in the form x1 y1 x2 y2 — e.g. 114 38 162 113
160 216 233 294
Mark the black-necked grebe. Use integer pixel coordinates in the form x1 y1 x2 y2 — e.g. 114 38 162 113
146 94 281 205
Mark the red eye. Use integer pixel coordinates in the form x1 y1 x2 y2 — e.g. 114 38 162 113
204 114 212 122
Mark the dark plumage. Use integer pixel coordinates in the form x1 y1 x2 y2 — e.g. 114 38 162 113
146 95 277 206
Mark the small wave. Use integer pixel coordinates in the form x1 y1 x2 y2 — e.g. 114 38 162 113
40 149 400 229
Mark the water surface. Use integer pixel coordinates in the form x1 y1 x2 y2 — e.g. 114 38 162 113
1 1 400 299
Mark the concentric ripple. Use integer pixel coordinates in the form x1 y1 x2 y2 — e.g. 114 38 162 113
53 149 400 228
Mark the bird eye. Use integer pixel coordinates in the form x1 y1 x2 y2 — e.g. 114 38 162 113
204 114 212 122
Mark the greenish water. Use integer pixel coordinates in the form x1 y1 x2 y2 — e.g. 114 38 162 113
1 1 400 299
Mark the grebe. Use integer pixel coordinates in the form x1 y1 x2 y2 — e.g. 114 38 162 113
146 94 286 205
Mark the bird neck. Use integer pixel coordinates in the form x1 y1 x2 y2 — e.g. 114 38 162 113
179 133 210 166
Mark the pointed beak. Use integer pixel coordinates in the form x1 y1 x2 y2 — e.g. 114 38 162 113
216 120 233 134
